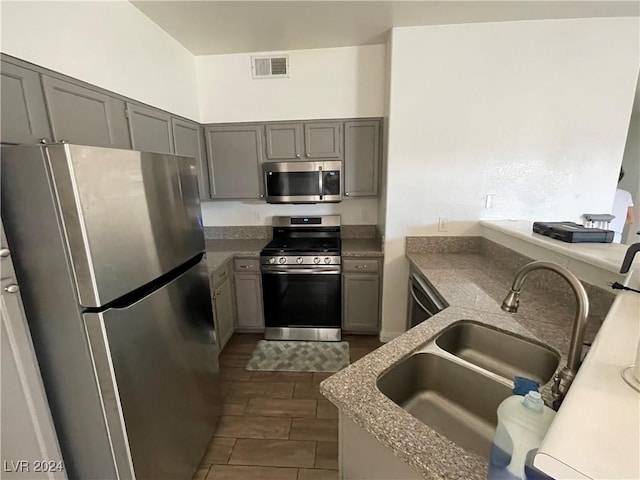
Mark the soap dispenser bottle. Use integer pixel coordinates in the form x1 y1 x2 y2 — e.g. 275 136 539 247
487 391 555 480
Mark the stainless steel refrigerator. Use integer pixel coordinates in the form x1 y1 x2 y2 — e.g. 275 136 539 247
1 144 221 479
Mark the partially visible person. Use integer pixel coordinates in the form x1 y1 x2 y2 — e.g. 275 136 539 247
611 168 635 243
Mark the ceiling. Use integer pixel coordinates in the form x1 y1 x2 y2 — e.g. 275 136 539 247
131 1 640 56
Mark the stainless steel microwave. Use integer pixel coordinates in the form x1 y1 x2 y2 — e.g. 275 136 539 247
263 161 342 204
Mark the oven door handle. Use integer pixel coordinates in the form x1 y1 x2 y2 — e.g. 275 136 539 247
262 266 341 274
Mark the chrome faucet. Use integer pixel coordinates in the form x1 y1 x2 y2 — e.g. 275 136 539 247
620 243 640 274
501 261 589 408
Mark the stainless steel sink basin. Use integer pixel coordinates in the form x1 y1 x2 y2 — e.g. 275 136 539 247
377 353 512 457
435 321 560 384
376 321 561 457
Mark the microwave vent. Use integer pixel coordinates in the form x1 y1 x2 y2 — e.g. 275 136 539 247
251 55 289 79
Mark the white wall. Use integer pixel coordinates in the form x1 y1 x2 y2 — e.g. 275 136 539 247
620 102 640 245
196 45 386 123
201 199 378 226
380 18 640 341
0 1 199 121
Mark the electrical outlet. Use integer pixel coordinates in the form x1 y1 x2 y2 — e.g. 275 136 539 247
485 194 496 209
438 217 448 232
253 211 261 222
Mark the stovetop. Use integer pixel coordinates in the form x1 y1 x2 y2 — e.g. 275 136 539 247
261 238 341 255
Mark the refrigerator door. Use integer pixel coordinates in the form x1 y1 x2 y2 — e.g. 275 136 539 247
46 144 204 307
83 259 220 480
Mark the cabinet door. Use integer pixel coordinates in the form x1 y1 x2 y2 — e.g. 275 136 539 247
343 273 380 333
204 125 265 199
172 118 210 200
265 123 302 160
126 103 174 154
1 61 51 144
234 274 264 331
304 122 342 159
213 277 234 351
344 120 380 197
42 76 130 148
1 224 66 480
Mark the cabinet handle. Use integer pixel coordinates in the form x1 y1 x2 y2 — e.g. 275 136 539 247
240 265 253 269
0 248 10 258
345 192 350 196
305 153 310 158
260 194 264 198
296 154 300 158
38 138 48 144
355 265 368 269
4 284 19 294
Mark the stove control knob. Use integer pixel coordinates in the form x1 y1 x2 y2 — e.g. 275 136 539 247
323 257 331 264
278 257 286 264
313 257 321 264
268 257 276 264
296 257 303 264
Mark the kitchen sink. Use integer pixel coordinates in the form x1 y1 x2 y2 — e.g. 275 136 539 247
435 321 560 384
377 352 512 457
376 321 561 458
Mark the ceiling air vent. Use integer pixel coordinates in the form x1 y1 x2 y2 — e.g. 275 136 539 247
251 55 289 79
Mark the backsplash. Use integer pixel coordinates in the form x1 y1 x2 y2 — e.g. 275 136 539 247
205 224 380 240
203 226 271 240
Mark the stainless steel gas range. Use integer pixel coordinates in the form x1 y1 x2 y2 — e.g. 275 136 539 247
260 215 342 341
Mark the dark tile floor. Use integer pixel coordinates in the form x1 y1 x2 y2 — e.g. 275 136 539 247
194 333 383 480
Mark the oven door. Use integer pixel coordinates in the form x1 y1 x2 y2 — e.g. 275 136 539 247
261 267 341 329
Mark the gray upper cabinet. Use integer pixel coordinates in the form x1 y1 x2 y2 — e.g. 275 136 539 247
1 61 51 145
344 120 381 197
42 76 130 149
204 125 265 199
304 121 342 159
172 118 210 200
126 103 173 154
265 123 303 160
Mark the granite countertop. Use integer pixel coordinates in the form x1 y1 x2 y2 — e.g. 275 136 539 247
204 237 383 272
204 239 269 271
320 251 588 479
341 238 383 257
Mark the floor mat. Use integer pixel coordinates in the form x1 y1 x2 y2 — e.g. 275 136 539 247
245 340 350 372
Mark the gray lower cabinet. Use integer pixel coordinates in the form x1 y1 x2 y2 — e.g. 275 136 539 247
233 258 264 331
1 61 52 144
304 121 342 159
344 120 380 197
342 258 381 333
204 125 265 199
264 123 303 160
212 264 234 352
172 118 209 200
41 76 131 149
126 103 174 154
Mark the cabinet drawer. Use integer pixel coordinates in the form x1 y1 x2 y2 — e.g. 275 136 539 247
343 258 379 273
211 261 231 289
234 258 260 273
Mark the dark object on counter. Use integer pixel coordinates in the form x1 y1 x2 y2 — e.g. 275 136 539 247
532 221 614 243
620 243 640 273
512 376 540 396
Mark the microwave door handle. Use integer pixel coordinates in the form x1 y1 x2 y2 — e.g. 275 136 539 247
318 166 323 200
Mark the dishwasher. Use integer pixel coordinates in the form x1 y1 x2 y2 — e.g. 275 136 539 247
407 272 447 329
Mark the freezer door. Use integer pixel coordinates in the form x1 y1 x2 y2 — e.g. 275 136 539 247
83 260 220 480
47 144 204 307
